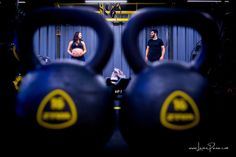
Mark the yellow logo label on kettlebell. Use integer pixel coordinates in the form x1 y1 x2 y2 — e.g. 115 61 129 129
160 90 200 130
37 89 77 129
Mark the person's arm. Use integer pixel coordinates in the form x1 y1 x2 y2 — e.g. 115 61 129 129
145 46 149 62
67 41 73 55
159 45 165 60
81 41 87 55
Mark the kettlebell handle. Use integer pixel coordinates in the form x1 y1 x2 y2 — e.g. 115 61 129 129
17 7 114 73
122 7 220 73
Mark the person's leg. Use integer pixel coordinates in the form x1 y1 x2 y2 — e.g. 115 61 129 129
78 56 85 62
147 59 160 65
71 56 85 62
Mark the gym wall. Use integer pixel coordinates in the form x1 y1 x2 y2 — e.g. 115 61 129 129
33 24 201 78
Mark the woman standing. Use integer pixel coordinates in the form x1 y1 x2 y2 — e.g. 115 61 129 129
67 32 87 62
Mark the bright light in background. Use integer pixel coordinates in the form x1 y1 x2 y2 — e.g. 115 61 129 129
85 0 127 3
187 0 229 2
17 0 26 3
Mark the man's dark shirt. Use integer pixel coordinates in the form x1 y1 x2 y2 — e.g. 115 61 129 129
147 38 164 62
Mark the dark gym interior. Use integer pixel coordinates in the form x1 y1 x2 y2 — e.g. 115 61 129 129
0 0 235 155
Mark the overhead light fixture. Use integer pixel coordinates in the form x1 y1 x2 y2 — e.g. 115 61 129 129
187 0 229 2
85 0 127 3
18 1 26 3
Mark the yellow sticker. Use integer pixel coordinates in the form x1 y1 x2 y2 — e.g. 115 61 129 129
13 74 23 91
160 90 200 130
37 89 77 129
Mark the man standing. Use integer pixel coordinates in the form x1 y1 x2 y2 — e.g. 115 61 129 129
145 29 165 63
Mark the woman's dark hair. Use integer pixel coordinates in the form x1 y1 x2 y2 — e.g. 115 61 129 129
73 32 82 42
